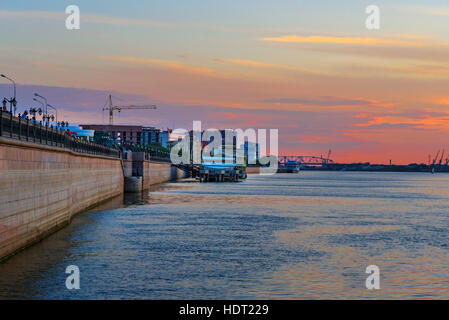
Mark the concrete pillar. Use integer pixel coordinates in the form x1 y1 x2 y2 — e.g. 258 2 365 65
124 176 143 193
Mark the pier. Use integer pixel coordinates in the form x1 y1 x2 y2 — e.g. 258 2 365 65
173 163 247 182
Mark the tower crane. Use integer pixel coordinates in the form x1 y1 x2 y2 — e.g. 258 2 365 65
102 94 157 125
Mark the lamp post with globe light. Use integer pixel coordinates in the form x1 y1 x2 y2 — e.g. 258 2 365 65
1 73 17 115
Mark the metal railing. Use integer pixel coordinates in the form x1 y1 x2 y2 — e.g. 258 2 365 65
121 147 171 161
0 110 121 158
145 149 171 162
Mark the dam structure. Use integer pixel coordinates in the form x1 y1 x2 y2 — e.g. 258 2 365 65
0 111 186 261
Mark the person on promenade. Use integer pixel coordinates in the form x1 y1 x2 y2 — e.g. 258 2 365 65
2 98 9 113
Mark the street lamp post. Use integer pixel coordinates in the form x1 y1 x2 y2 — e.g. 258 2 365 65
1 73 17 114
32 98 46 124
34 93 47 115
28 107 42 122
47 104 58 124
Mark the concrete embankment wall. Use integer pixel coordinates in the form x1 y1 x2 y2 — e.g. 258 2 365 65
0 137 123 261
143 160 188 189
122 152 188 192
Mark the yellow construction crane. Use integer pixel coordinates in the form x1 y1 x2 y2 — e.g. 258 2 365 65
102 94 157 125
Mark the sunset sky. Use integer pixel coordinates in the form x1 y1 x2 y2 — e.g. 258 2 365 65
1 0 449 164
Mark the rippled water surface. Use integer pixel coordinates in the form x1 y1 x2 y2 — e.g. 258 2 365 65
1 172 449 299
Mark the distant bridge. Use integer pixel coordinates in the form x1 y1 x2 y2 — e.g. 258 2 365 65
278 155 335 167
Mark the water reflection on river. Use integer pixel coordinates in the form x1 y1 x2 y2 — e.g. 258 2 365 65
1 172 449 299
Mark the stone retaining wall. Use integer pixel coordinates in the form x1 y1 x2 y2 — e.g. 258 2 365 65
0 137 123 260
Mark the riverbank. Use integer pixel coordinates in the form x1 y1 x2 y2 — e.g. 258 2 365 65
0 137 124 261
0 137 187 261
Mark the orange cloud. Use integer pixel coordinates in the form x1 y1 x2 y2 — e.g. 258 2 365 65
214 58 325 75
353 114 449 130
222 112 238 119
261 35 423 46
30 61 68 72
434 98 449 105
264 96 394 109
216 58 319 74
102 56 215 76
226 59 291 69
377 64 449 77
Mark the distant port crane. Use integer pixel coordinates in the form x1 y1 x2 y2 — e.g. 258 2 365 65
102 94 157 125
429 149 449 173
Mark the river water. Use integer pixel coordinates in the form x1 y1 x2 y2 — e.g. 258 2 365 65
1 172 449 299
